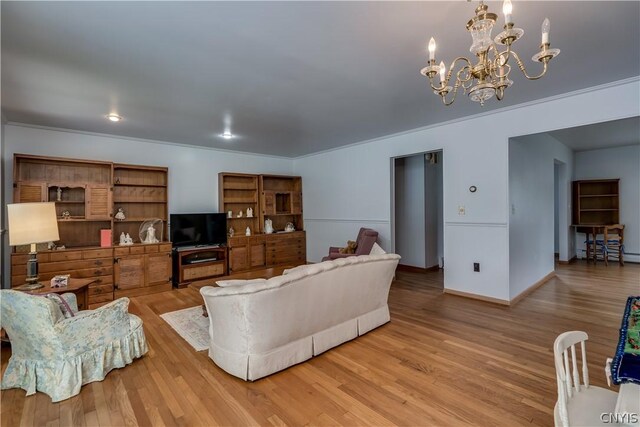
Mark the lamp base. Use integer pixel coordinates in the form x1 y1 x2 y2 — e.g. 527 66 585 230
15 282 45 291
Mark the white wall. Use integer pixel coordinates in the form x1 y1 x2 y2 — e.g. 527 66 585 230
294 79 639 302
394 156 426 267
508 134 573 300
574 145 640 262
2 124 293 280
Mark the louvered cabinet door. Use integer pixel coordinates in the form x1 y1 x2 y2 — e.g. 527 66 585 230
262 191 276 215
86 185 112 219
291 192 302 214
15 182 47 202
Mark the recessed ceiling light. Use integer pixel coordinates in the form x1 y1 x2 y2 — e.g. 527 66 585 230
220 131 234 139
107 114 122 122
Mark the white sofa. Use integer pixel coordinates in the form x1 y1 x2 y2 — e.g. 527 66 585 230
199 253 400 380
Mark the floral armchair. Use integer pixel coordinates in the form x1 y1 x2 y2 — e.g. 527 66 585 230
0 290 148 402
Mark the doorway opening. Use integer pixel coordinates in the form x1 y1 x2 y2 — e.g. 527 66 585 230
392 150 444 287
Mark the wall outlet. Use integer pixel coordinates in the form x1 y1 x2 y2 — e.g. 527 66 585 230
473 262 480 272
458 205 466 215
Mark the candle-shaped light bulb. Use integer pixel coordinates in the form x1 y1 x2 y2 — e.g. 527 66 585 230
541 18 550 44
428 37 436 61
503 0 513 24
439 61 446 83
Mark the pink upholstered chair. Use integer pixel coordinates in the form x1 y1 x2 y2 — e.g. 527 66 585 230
322 228 379 261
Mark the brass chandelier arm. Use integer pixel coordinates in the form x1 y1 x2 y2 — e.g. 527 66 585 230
510 50 549 80
441 79 463 106
428 56 474 92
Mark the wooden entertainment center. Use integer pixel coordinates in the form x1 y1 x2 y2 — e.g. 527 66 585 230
10 154 306 296
175 173 306 286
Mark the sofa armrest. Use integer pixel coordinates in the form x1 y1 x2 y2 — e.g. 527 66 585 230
55 298 131 353
329 246 341 253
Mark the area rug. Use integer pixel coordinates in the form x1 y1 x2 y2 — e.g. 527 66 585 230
160 306 209 351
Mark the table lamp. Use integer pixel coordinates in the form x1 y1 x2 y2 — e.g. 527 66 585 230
8 202 60 290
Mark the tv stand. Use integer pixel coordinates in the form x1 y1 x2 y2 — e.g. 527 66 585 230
172 246 227 289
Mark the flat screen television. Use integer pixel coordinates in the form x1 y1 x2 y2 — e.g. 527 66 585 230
170 213 227 248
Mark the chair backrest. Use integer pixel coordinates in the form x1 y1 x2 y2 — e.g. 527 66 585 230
604 224 624 242
553 331 591 427
355 228 379 256
0 290 64 359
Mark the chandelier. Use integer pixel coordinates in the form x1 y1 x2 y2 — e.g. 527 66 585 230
420 0 560 106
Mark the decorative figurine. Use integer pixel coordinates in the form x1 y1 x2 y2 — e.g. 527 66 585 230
115 207 126 221
56 187 63 202
228 210 233 219
120 232 134 245
143 223 159 244
246 207 253 218
237 211 243 218
228 226 235 237
264 219 274 234
245 226 251 236
284 222 295 232
61 210 71 220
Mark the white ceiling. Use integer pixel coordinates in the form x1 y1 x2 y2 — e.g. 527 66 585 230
547 117 640 152
2 1 639 157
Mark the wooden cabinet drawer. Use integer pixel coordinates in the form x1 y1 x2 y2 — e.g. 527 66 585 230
159 243 172 252
91 274 113 286
49 251 83 262
38 258 112 273
11 253 50 265
183 263 225 281
144 245 159 253
114 246 146 256
228 236 248 247
83 249 113 259
88 282 115 296
248 235 265 244
89 293 114 304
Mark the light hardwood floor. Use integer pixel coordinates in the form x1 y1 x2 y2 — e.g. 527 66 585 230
2 261 638 426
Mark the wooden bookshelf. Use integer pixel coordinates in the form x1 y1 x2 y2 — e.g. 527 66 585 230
572 179 620 225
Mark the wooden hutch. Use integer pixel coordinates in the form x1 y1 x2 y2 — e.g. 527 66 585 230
11 154 172 308
220 173 306 274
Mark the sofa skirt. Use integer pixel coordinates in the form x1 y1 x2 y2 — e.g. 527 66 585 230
209 306 390 381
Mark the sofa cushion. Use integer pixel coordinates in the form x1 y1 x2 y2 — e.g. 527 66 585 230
369 242 386 255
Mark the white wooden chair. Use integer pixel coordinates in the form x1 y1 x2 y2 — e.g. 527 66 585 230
553 331 618 427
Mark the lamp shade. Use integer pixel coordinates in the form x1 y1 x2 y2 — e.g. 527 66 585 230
7 202 60 246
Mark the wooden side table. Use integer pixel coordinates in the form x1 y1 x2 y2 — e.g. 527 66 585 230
23 278 95 311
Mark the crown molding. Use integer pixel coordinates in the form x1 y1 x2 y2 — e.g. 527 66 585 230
5 122 293 161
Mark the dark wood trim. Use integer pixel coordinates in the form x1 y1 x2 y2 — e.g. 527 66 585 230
397 264 440 273
557 256 577 265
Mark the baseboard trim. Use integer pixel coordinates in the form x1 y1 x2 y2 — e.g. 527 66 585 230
397 264 440 273
443 288 510 306
558 256 577 265
510 271 556 306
